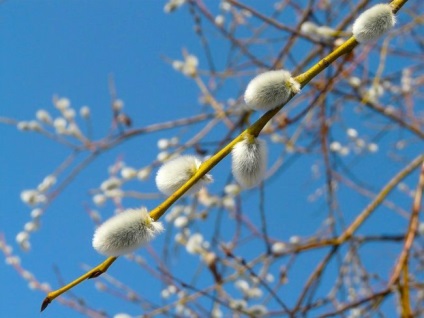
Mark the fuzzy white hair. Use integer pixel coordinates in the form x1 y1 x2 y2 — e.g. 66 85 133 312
352 4 395 43
92 208 163 256
231 136 267 188
244 70 300 112
155 155 213 196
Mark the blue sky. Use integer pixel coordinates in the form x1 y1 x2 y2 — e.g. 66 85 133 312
1 1 422 317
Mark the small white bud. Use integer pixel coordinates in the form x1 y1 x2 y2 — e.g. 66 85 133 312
222 196 236 211
161 289 171 299
5 256 20 265
247 304 268 316
22 270 34 280
211 307 223 318
67 122 82 138
37 175 57 192
401 69 412 93
172 60 184 71
418 223 424 236
329 141 342 152
289 235 301 245
164 0 185 13
16 231 29 244
169 137 179 146
93 208 164 256
348 77 361 88
24 221 39 232
63 108 76 120
271 242 286 255
224 184 241 196
168 285 177 294
100 177 121 192
186 233 204 254
215 15 225 26
137 167 151 181
266 273 274 283
246 287 263 298
181 55 198 77
121 167 137 180
235 280 249 292
17 121 30 131
229 299 247 310
155 155 213 196
27 281 37 290
174 216 189 228
231 136 267 188
31 208 43 219
157 138 169 150
340 147 350 156
28 121 42 131
93 194 107 206
80 106 90 118
355 138 366 148
220 1 231 11
367 143 379 153
165 205 184 223
53 117 67 134
36 110 52 124
244 70 300 111
55 97 71 110
113 99 124 111
20 190 39 205
300 21 318 35
346 128 358 138
157 151 170 162
114 314 132 318
316 26 336 39
352 4 395 43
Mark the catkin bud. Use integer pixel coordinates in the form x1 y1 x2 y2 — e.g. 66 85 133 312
231 135 267 188
244 70 300 111
352 4 395 43
155 155 213 196
92 208 163 256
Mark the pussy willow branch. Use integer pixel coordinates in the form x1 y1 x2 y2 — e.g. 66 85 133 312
390 162 424 311
320 158 423 317
42 0 410 311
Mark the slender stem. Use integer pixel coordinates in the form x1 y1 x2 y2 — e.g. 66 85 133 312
41 257 117 311
338 155 423 243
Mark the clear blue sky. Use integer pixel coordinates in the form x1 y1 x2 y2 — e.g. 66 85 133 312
0 1 421 318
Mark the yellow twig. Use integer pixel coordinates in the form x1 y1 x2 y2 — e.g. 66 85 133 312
398 262 412 318
41 257 117 311
338 155 423 244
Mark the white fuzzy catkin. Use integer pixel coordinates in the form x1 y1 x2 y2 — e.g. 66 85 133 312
244 70 300 111
231 136 267 188
92 208 163 256
352 4 395 43
155 155 213 196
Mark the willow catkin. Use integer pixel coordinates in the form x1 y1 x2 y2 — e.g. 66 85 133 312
92 208 163 256
244 70 300 111
352 4 396 43
155 155 213 196
231 136 267 189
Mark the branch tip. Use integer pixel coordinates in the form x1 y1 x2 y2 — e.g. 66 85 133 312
40 297 51 312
